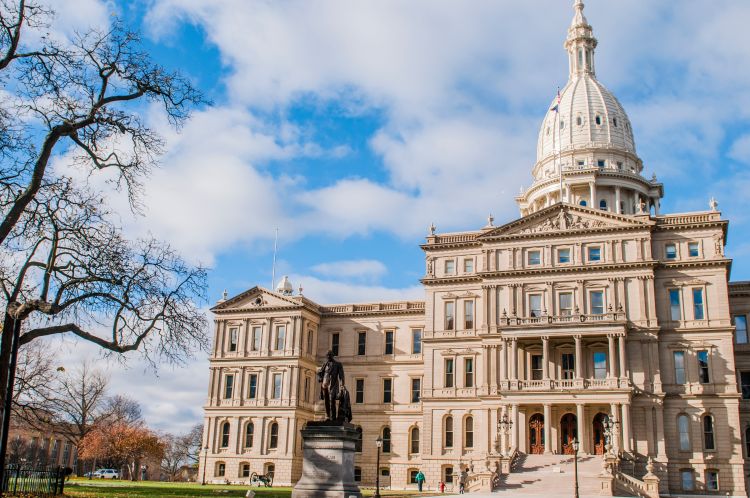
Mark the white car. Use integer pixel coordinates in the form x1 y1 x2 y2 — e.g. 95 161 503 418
93 469 120 479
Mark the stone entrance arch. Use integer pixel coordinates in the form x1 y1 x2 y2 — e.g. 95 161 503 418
592 412 607 455
560 413 577 455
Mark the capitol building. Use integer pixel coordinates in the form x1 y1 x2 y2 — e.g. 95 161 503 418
199 2 750 496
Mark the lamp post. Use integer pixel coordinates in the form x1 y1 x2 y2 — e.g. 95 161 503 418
497 412 513 456
572 437 580 498
375 436 383 498
201 446 209 485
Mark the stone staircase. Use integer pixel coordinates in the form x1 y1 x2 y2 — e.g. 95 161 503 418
490 453 634 497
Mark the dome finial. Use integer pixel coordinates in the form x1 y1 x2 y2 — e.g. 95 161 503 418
572 0 588 27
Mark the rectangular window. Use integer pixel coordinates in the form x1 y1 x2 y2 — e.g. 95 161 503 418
669 289 681 320
597 159 605 167
445 259 455 274
252 327 262 351
464 358 474 387
673 351 686 385
248 374 258 399
354 467 362 483
559 292 573 315
562 353 575 379
530 355 543 380
734 315 748 344
275 325 286 351
224 374 234 399
704 417 715 450
558 248 571 264
273 373 282 399
697 350 710 383
464 300 474 329
445 302 455 330
357 331 367 356
529 294 542 317
688 241 699 257
384 331 394 355
331 333 340 356
241 464 251 478
528 250 541 265
588 246 601 262
411 378 421 403
382 378 392 403
355 379 364 404
412 329 422 354
445 359 454 388
590 291 604 315
706 470 719 491
665 243 677 260
692 288 704 319
463 258 474 273
740 372 750 400
593 352 607 379
680 470 694 491
228 327 238 352
307 329 314 353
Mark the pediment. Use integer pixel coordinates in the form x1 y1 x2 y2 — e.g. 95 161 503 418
479 203 653 240
211 286 302 312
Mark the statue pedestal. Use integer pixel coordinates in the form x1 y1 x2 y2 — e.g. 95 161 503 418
292 422 362 498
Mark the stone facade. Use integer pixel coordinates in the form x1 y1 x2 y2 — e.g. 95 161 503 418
199 2 749 496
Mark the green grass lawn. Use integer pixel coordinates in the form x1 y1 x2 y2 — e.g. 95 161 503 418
63 478 439 498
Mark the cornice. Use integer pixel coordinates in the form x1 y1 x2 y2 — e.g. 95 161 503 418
657 259 731 270
461 261 657 281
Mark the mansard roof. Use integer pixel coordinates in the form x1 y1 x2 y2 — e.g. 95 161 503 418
477 203 654 241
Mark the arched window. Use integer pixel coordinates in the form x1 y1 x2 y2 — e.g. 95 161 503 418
576 116 582 126
599 199 607 211
220 422 230 448
579 200 587 207
410 427 420 454
559 119 565 130
269 422 279 449
244 422 254 448
382 427 391 453
465 416 474 448
613 117 618 127
355 426 363 453
677 414 690 451
595 115 602 125
445 416 454 448
703 415 715 450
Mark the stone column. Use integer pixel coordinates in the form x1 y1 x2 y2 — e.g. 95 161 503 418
589 182 596 207
607 335 617 378
543 403 552 454
542 336 550 380
511 404 519 451
511 339 518 381
618 335 627 379
576 403 585 454
621 402 632 453
574 335 583 379
615 187 621 213
610 403 620 454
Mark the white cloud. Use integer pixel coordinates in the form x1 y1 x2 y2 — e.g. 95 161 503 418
311 259 388 281
291 274 423 305
729 135 750 165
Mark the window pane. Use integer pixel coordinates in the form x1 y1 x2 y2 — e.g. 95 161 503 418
590 291 604 315
735 315 748 344
249 375 257 399
693 288 704 319
669 289 681 320
385 331 394 355
464 301 474 329
741 372 750 400
562 353 575 379
445 418 453 448
528 250 541 265
665 244 677 259
673 351 685 385
445 359 454 387
559 293 573 315
383 378 392 403
465 358 474 387
531 355 543 380
688 242 699 257
588 247 601 261
465 417 474 448
529 294 542 317
411 378 421 403
252 327 262 350
678 415 690 451
412 329 422 354
704 416 715 450
276 326 286 350
706 471 718 490
332 333 340 356
698 350 710 383
463 259 473 273
356 379 364 404
273 374 282 399
558 248 571 263
225 375 234 399
594 352 607 379
681 470 694 491
357 332 366 355
445 260 455 274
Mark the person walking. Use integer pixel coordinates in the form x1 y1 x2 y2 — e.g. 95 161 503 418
439 481 445 493
415 469 425 492
458 468 468 494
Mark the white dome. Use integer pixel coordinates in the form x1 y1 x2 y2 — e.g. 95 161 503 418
536 76 636 166
276 275 293 295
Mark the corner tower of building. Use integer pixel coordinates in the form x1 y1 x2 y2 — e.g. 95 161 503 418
516 0 663 217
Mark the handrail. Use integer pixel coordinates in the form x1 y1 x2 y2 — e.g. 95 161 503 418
500 311 626 327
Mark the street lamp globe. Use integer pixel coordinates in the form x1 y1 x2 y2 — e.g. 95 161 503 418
376 436 383 449
572 438 579 452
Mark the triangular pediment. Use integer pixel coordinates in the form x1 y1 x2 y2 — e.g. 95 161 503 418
211 286 303 312
479 203 653 240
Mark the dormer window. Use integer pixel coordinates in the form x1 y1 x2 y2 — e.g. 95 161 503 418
597 159 605 168
599 199 608 211
595 115 602 126
576 116 583 126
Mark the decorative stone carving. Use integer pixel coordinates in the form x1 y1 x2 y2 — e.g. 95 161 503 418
518 208 608 234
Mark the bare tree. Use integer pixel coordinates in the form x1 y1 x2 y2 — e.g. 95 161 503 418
11 341 58 419
160 424 203 481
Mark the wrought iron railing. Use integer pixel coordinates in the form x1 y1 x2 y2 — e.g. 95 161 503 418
1 465 66 496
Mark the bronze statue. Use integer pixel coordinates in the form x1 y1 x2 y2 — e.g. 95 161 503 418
318 350 351 423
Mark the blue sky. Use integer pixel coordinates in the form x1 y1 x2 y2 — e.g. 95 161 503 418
44 0 750 432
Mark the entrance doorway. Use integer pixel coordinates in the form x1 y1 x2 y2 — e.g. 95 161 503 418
529 413 545 454
560 413 577 455
592 412 607 455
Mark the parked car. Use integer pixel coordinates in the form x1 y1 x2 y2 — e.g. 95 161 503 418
92 469 120 479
